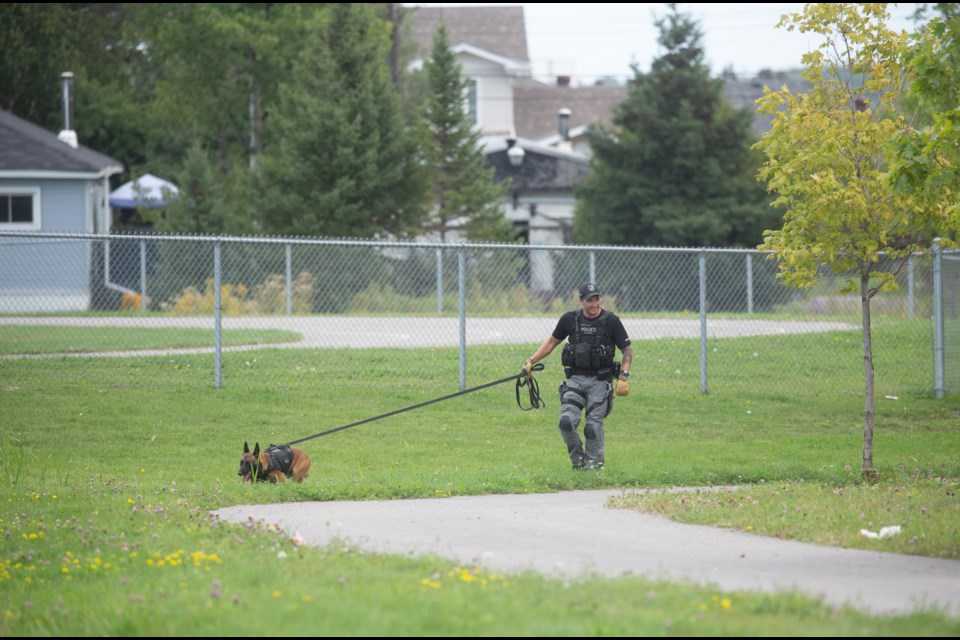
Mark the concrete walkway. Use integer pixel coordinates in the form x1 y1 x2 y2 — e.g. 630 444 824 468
214 488 960 617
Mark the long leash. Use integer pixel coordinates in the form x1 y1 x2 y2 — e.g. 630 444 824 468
285 364 545 447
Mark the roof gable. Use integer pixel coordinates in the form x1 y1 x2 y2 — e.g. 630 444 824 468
0 110 123 176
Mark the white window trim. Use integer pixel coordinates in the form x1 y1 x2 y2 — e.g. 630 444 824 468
0 187 42 230
463 76 482 131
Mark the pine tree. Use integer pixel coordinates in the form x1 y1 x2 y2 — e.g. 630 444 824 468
574 4 776 248
257 4 428 238
424 26 511 242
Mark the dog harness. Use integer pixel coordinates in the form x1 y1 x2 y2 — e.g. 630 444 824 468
265 444 295 477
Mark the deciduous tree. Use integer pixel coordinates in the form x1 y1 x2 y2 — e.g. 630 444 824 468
754 3 957 476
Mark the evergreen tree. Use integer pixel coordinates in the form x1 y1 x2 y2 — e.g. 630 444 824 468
257 4 429 238
424 26 511 241
157 143 254 235
574 4 777 247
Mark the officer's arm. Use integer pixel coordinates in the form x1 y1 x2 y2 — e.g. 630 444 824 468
620 345 634 378
527 336 562 367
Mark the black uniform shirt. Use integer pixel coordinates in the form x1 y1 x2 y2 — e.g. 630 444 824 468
552 310 631 350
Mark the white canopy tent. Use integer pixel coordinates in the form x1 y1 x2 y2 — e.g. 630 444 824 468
109 173 179 209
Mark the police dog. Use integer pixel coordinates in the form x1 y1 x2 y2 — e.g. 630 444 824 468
239 442 311 483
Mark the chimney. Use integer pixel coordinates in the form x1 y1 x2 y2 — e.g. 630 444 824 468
58 72 78 149
557 108 571 142
556 75 571 88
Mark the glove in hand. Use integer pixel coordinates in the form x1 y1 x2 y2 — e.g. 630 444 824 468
615 378 630 397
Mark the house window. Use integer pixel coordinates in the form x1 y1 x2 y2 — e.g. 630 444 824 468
0 189 41 229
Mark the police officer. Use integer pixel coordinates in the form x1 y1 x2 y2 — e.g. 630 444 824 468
522 284 633 470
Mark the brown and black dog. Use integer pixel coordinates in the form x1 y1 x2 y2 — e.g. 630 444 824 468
239 442 311 483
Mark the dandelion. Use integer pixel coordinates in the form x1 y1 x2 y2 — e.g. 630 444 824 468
721 597 733 610
420 579 442 590
272 590 282 599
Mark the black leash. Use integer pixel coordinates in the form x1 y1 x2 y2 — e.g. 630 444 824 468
285 364 545 447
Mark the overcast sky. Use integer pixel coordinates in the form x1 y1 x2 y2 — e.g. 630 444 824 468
417 3 924 85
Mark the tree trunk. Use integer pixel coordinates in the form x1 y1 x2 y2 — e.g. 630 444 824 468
387 3 402 88
861 273 878 479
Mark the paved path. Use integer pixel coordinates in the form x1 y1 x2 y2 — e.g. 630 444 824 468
214 488 960 617
0 316 855 359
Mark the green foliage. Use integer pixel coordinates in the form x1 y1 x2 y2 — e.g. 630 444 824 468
423 26 511 242
892 11 960 230
752 3 960 475
133 4 314 173
575 4 778 248
1 4 436 239
256 4 429 238
156 143 255 235
614 478 960 559
754 3 941 291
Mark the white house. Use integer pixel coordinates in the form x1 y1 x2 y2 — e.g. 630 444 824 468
408 6 626 292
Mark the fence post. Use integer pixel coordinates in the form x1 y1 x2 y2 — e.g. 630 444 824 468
139 239 147 312
458 247 467 391
907 254 915 320
699 251 708 395
589 251 597 286
933 240 945 398
746 252 754 315
436 248 444 314
214 240 223 390
285 243 293 316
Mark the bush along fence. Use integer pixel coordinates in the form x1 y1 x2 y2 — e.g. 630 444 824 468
0 230 954 397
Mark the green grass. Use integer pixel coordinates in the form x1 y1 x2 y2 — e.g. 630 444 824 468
0 325 302 355
1 320 959 634
611 479 960 559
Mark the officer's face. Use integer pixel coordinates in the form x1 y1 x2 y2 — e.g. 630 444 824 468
581 294 602 317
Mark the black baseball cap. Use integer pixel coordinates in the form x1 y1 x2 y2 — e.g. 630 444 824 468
579 283 601 300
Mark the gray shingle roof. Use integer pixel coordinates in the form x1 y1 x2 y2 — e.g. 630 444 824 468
513 80 627 140
408 6 529 63
0 110 123 174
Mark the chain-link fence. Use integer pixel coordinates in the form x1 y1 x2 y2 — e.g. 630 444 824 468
0 231 953 399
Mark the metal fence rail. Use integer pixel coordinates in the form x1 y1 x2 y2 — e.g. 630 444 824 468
0 231 949 398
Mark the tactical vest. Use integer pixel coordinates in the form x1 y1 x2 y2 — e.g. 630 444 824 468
561 310 617 378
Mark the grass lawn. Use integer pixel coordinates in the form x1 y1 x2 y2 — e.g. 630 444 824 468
611 479 960 559
1 320 958 634
0 325 302 355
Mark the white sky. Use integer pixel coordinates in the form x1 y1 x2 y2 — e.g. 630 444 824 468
416 3 924 84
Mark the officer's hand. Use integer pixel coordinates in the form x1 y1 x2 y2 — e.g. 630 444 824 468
521 359 535 377
615 377 630 397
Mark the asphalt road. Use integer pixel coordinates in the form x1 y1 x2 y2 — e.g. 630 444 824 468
214 488 960 617
0 316 855 358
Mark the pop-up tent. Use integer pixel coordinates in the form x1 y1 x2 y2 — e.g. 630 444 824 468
109 173 179 209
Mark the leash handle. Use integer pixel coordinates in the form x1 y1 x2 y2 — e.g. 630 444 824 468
286 365 545 447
